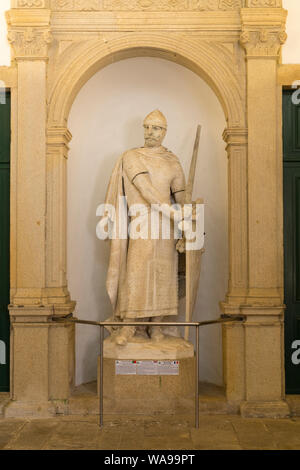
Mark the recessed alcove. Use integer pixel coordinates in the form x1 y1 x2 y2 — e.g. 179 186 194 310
67 56 228 388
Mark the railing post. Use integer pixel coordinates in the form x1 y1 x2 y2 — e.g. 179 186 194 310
99 325 104 428
195 324 199 429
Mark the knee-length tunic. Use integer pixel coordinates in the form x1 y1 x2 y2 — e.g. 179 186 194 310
115 146 185 319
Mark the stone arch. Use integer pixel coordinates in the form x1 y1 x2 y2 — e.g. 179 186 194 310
48 33 245 129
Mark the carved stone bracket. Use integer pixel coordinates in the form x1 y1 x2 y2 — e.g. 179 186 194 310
240 8 287 58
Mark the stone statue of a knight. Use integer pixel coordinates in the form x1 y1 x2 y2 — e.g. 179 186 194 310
98 110 204 347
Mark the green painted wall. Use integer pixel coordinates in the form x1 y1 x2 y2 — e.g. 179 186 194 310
0 91 10 392
283 89 300 394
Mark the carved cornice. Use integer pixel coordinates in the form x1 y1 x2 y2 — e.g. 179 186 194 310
240 8 287 58
50 0 245 11
6 10 52 60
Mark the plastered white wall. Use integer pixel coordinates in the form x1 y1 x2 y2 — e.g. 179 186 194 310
0 0 10 66
282 0 300 64
67 58 227 386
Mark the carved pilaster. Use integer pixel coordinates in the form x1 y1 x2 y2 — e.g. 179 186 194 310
222 128 248 306
240 8 287 59
6 9 52 61
46 128 75 313
239 6 287 306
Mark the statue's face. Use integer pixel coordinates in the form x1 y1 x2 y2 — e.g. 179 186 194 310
143 123 166 148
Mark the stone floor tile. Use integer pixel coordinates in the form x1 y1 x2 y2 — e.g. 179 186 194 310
4 419 59 450
1 414 300 450
144 423 190 438
0 419 26 449
231 418 277 450
43 420 102 450
190 418 240 450
263 421 300 449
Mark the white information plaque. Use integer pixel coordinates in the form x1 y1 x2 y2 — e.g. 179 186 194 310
157 360 179 375
115 360 179 376
136 360 158 375
115 360 137 375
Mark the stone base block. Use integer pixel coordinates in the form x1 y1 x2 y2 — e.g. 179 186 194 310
240 400 291 419
98 356 195 415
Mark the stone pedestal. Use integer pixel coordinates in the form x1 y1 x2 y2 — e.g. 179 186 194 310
98 336 195 415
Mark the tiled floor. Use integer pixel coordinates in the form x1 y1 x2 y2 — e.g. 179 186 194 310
1 414 300 450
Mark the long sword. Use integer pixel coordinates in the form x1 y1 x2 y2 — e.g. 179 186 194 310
184 125 202 341
185 125 202 204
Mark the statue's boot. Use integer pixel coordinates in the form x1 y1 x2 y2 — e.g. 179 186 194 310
150 327 165 342
115 326 136 346
150 316 165 342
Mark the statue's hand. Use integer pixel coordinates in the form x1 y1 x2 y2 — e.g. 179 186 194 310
176 238 186 254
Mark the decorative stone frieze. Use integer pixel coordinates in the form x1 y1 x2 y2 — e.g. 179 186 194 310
50 0 245 11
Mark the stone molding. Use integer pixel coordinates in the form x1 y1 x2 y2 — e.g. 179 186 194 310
47 127 72 154
240 8 287 58
223 127 248 147
48 34 245 128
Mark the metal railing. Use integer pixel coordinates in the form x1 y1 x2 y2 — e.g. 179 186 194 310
53 316 242 428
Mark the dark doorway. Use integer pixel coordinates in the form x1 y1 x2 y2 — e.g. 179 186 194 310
0 90 10 392
283 88 300 394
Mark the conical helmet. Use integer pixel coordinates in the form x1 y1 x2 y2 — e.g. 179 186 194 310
143 109 167 129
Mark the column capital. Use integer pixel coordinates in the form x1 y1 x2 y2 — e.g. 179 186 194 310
6 9 52 61
240 7 287 59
